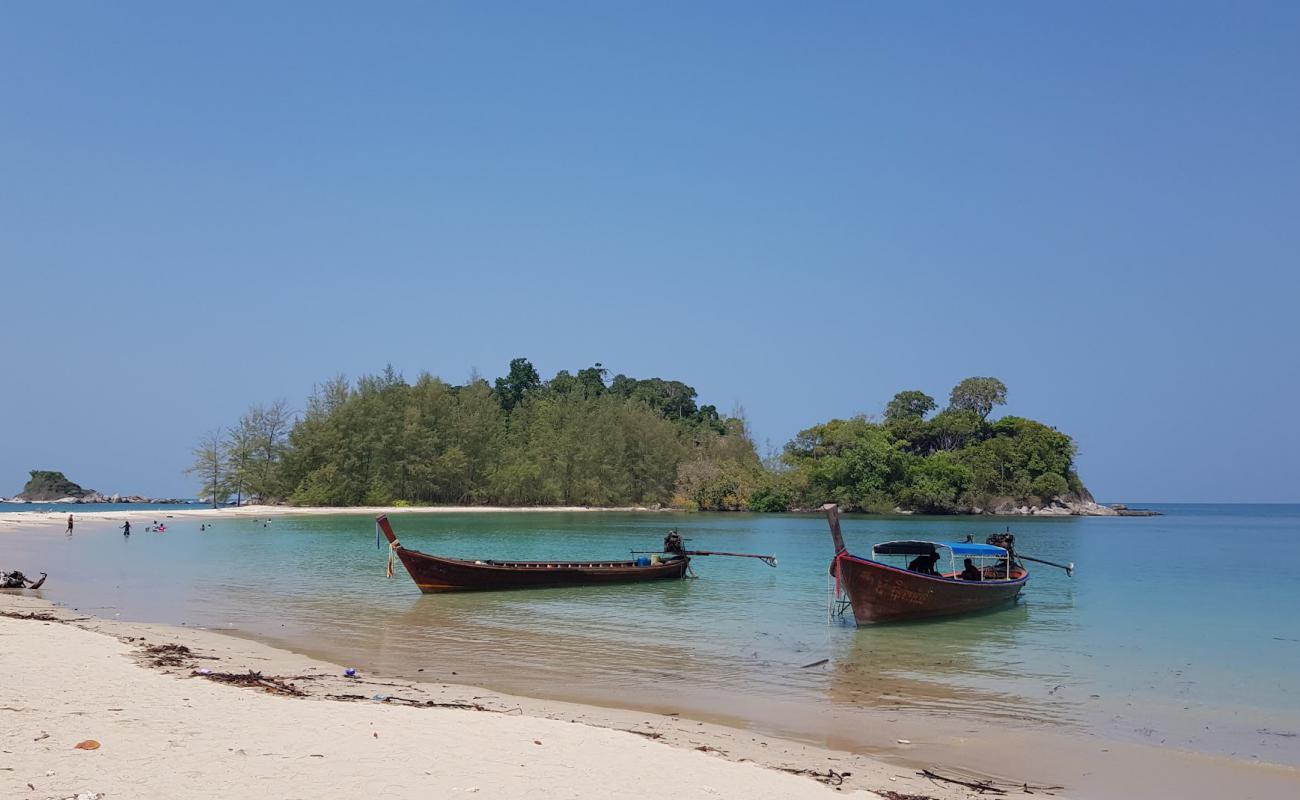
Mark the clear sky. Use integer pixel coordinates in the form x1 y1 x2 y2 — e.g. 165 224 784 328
2 2 1296 502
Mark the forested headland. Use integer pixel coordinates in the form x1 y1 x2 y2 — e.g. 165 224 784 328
189 362 1093 514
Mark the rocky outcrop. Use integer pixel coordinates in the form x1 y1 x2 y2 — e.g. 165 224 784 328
14 471 93 502
976 487 1157 517
6 471 191 504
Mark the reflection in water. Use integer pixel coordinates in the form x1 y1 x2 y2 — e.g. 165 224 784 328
5 506 1299 766
827 603 1078 727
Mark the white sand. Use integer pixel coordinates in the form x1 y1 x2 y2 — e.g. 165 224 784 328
0 594 970 800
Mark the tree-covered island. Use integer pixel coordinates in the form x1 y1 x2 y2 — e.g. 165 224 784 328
190 361 1108 515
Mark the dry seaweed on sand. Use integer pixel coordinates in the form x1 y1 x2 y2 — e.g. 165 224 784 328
919 767 1064 795
141 643 214 667
777 767 850 786
0 610 85 622
326 693 505 712
191 669 307 696
875 792 940 800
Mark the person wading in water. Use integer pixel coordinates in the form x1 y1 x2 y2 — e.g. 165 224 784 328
66 514 74 536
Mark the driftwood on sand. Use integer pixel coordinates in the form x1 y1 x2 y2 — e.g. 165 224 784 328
0 571 47 589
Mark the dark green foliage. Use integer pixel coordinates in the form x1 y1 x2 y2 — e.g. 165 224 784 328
192 371 1089 514
204 360 757 508
746 485 792 513
782 418 908 509
777 378 1087 513
948 376 1008 420
884 390 936 424
494 358 541 412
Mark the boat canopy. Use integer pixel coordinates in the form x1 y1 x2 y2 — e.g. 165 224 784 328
872 540 1008 558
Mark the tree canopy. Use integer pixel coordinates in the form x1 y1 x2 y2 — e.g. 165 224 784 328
196 359 758 509
190 371 1089 514
948 377 1008 420
758 377 1082 513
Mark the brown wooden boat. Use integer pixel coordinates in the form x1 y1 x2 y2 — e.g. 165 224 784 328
823 504 1028 624
377 515 690 593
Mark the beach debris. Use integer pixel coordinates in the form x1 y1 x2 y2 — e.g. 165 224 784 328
74 739 101 750
621 729 665 740
875 792 940 800
918 767 1064 795
327 693 501 713
533 739 542 745
1259 728 1298 737
799 658 830 669
896 739 911 744
776 767 850 786
0 570 47 589
142 643 204 667
695 745 727 755
191 669 306 696
345 668 358 678
373 732 379 738
34 731 49 741
0 610 69 622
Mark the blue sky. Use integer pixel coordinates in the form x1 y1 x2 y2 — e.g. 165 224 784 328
1 2 1296 501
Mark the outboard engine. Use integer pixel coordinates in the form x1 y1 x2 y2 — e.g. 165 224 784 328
986 532 1016 557
663 529 686 555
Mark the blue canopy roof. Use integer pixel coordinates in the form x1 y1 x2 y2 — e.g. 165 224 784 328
872 540 1007 557
947 542 1008 557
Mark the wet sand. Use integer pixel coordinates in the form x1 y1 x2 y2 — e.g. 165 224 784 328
0 592 973 800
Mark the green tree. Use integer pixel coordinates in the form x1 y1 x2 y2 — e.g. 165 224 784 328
920 409 984 453
781 417 907 510
1030 472 1069 501
223 420 257 506
494 357 541 412
948 377 1008 420
241 399 293 502
884 390 937 424
186 430 228 508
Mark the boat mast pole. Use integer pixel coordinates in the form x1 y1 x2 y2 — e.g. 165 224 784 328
822 503 847 554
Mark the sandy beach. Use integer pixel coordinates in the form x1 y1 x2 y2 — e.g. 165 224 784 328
2 592 978 800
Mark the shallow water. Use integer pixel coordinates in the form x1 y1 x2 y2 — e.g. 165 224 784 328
7 505 1299 765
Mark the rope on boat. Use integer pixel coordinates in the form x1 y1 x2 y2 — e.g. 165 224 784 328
377 519 398 579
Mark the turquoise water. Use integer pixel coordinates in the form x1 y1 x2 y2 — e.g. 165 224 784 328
5 505 1298 765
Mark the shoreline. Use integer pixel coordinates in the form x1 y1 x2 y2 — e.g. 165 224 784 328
0 501 1143 531
0 504 677 530
0 592 977 800
3 593 1297 799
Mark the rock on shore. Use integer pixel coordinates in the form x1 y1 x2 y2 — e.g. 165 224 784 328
5 471 189 504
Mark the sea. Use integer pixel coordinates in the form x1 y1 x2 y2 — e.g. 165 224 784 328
4 504 1298 767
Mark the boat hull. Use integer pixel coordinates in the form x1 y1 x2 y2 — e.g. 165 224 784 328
395 548 690 593
834 553 1027 624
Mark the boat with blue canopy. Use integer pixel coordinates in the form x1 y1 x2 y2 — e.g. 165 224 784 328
822 505 1033 624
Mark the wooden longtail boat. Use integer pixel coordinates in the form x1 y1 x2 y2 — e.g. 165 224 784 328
377 515 689 593
823 504 1028 624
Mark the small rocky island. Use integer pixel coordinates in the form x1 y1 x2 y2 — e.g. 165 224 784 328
1 470 190 504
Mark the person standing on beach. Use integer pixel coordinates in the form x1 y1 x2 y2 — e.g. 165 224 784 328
122 520 131 536
66 514 74 535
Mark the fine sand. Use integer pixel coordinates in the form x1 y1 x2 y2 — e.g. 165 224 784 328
1 593 979 800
